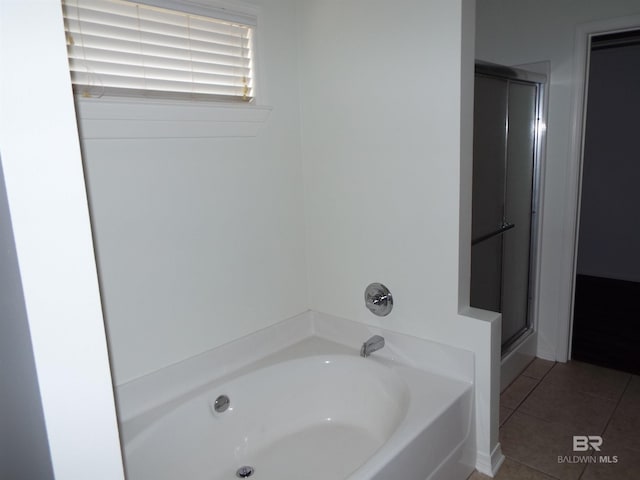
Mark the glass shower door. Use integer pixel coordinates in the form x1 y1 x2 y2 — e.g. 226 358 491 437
471 68 539 353
470 76 508 314
502 82 536 346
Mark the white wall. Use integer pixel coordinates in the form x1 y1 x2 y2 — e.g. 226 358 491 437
0 1 124 478
79 0 309 384
0 159 54 480
70 0 501 472
476 0 640 360
298 0 501 473
301 0 463 325
577 43 640 283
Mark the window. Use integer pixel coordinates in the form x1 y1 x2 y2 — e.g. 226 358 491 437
61 0 255 102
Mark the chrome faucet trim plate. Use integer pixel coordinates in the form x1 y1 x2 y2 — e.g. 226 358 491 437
365 283 393 316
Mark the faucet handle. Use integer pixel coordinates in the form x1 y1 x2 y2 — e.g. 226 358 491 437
371 293 390 305
365 283 393 316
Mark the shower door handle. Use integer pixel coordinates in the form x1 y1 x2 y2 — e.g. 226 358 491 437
472 222 515 246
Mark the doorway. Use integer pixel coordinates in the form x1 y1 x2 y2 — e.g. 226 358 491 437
571 29 640 375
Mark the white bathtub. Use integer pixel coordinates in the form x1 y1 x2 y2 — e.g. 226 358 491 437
118 312 476 480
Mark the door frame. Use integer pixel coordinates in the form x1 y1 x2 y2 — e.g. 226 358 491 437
559 14 640 362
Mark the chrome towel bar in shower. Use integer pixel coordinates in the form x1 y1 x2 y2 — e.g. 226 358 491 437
471 222 515 246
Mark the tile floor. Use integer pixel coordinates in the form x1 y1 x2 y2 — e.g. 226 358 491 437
468 359 640 480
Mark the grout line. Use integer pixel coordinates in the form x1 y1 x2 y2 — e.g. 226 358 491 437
522 359 557 382
538 360 558 381
499 362 558 479
512 361 556 411
500 360 557 423
514 378 541 410
599 374 633 437
508 457 563 480
502 357 538 391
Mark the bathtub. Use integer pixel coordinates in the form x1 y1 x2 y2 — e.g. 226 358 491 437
117 312 476 480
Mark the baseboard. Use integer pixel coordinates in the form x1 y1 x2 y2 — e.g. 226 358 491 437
476 443 505 477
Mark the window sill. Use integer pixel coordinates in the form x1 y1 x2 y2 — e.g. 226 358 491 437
74 96 272 140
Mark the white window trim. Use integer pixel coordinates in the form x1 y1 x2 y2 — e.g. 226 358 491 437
136 0 258 26
69 0 271 139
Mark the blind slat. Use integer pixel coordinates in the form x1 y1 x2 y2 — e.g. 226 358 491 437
62 0 254 102
69 58 251 87
64 1 250 37
66 27 251 63
68 45 251 77
64 6 251 47
71 72 252 97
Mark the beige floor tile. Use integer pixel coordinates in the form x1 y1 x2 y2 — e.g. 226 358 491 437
467 470 488 479
543 361 630 400
522 358 555 380
598 376 640 453
580 445 640 480
467 458 556 479
519 379 617 433
616 375 640 418
500 412 587 480
603 404 640 453
501 375 539 409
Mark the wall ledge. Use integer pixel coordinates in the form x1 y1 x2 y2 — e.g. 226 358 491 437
74 96 272 139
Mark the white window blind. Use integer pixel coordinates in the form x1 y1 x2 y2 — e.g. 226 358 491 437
61 0 254 102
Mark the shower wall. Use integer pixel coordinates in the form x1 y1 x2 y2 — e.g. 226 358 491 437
79 1 501 468
80 0 308 384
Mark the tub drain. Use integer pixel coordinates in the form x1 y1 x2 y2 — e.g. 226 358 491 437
236 466 254 478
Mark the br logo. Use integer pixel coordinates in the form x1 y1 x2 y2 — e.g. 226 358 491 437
573 435 603 452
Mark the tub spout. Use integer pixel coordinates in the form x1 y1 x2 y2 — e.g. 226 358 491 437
360 335 385 357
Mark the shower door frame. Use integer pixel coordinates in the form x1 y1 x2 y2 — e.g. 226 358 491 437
473 62 548 361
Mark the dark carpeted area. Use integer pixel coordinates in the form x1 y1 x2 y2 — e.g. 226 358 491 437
572 274 640 375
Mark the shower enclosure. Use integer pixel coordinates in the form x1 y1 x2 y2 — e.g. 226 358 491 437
470 62 546 363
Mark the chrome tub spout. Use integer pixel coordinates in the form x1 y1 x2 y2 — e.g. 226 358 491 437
360 335 385 357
